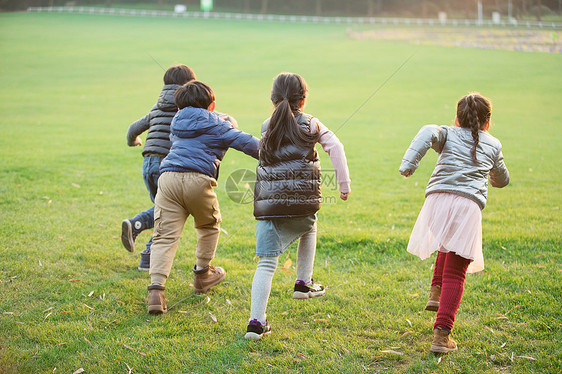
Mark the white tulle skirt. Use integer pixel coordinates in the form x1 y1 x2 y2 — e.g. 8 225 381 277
407 192 484 273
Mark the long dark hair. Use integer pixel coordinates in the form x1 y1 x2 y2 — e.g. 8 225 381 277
259 72 319 164
456 92 492 164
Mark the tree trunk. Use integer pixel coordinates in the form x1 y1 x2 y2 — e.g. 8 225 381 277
315 0 322 16
261 0 268 14
158 0 164 11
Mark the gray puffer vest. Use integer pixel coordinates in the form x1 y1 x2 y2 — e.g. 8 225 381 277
253 113 321 219
126 84 179 156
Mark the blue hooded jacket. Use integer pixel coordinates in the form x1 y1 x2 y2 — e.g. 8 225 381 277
160 107 259 179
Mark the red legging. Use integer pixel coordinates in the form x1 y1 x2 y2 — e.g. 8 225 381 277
431 250 471 331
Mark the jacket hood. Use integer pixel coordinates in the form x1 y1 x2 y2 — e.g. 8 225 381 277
156 84 180 112
172 107 219 137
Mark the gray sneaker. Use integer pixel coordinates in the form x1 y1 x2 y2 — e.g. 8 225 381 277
138 250 150 271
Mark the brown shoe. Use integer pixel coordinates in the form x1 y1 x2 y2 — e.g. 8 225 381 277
147 284 167 315
193 265 226 293
430 327 458 354
425 285 441 312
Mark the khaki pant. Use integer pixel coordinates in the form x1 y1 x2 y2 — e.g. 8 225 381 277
149 172 222 285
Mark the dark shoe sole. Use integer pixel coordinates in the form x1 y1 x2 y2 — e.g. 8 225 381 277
425 300 439 311
121 220 135 253
193 271 226 294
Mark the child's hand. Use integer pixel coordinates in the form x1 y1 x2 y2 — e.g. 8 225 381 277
133 137 142 147
340 192 349 201
400 169 412 177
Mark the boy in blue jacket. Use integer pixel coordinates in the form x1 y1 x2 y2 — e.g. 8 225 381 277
147 80 259 315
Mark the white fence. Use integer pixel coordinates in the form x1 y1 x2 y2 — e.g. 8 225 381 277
27 6 562 30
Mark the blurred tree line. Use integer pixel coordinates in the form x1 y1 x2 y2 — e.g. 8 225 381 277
4 0 561 20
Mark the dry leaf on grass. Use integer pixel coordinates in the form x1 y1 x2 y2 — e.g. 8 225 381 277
83 337 92 345
123 343 146 356
406 319 412 328
283 259 292 269
44 312 52 321
71 183 80 188
209 312 218 323
517 355 537 361
88 290 94 297
381 350 403 355
72 369 84 374
401 331 413 338
43 307 54 313
342 347 350 354
69 279 80 282
437 357 442 364
313 319 330 323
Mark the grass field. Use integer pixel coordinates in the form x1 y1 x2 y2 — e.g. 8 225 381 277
0 11 561 374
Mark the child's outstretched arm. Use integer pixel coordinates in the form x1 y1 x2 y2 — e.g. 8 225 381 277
490 147 510 188
313 120 351 200
399 125 447 177
218 120 260 159
126 114 150 147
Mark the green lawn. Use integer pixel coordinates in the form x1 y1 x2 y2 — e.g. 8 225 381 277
0 12 560 373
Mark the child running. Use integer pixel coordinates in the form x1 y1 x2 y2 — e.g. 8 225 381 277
122 65 196 270
244 72 351 340
399 92 509 353
147 80 259 315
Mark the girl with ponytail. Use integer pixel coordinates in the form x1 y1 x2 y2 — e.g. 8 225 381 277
245 73 351 340
399 92 510 354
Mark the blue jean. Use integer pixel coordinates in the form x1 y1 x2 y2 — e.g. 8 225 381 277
131 156 164 252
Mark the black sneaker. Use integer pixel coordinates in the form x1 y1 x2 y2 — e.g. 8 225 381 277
244 319 271 340
138 250 150 271
121 219 142 252
293 279 325 299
